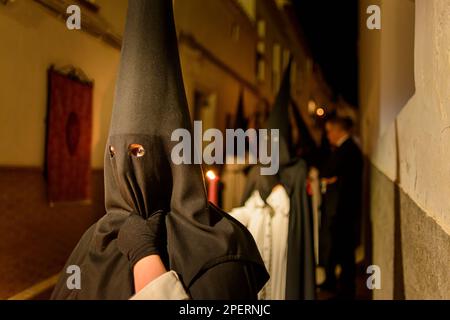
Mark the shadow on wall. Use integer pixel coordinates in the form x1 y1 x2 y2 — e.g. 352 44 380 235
393 120 405 299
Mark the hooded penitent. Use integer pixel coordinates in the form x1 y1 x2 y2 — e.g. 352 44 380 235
290 99 318 165
234 89 248 131
51 0 268 300
226 88 249 160
240 60 316 300
241 61 293 203
222 89 251 211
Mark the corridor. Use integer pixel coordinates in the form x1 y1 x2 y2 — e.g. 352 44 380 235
0 0 449 301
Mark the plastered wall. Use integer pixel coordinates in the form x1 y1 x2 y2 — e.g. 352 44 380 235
360 0 450 299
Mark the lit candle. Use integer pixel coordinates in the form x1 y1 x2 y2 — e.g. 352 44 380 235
206 170 219 205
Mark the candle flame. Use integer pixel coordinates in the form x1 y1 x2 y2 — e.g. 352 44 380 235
206 170 216 181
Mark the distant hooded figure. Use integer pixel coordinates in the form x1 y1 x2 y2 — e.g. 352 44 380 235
222 88 250 211
233 61 316 300
51 0 268 300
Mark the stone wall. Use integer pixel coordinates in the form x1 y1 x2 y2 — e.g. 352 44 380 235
360 0 450 299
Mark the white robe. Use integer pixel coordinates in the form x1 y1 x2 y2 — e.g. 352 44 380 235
229 186 290 300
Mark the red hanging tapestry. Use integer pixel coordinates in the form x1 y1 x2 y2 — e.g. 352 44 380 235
45 67 93 203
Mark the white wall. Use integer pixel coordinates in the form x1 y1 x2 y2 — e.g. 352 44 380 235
360 0 450 299
373 0 450 233
379 0 416 134
0 0 124 169
95 0 128 35
395 0 450 234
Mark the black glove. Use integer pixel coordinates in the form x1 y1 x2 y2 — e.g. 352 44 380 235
117 211 167 269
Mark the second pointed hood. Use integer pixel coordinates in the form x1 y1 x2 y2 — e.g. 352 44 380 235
233 89 248 130
264 60 293 167
241 61 293 203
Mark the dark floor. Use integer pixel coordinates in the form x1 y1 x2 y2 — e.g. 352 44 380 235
317 263 372 300
0 168 105 300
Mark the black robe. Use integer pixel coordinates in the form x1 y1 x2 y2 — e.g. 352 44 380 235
51 0 268 300
51 203 268 300
319 138 363 266
280 159 316 300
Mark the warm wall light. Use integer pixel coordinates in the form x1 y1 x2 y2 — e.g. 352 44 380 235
308 100 317 114
316 107 325 117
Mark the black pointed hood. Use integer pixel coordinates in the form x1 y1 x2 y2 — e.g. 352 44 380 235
241 61 293 203
227 88 249 159
233 89 248 130
290 99 317 164
265 60 293 167
105 0 207 222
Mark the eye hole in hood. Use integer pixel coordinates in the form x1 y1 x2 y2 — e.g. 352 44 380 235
128 144 145 158
109 145 116 158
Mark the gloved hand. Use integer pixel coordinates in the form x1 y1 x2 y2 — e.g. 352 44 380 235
117 211 167 269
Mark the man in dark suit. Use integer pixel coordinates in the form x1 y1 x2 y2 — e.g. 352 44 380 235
319 116 363 298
